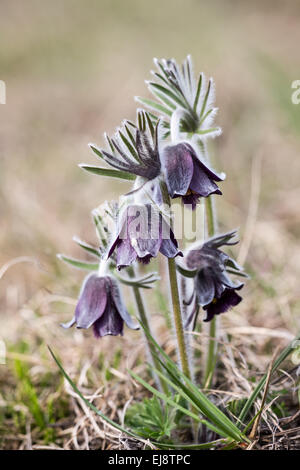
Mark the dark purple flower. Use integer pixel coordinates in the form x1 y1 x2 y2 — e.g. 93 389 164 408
107 203 183 269
161 142 224 209
185 230 244 322
62 274 139 337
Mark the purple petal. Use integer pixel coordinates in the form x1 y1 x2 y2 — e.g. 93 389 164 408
217 271 244 290
181 192 201 210
75 274 108 329
109 277 139 330
137 254 153 264
162 143 194 197
203 289 242 322
107 235 120 259
189 159 222 197
159 239 183 258
214 278 225 298
195 269 215 306
93 304 124 337
159 220 183 258
135 233 161 258
149 181 163 205
134 205 162 258
186 143 224 182
116 238 137 269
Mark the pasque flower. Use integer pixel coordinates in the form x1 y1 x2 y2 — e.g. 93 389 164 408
185 231 244 322
62 273 139 337
161 142 224 209
107 203 182 269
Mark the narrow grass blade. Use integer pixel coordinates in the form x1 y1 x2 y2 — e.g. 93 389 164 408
48 347 146 441
237 332 300 427
140 323 248 443
150 366 231 440
128 370 202 423
156 439 226 450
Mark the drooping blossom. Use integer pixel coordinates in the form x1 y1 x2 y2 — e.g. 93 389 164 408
185 231 244 322
62 273 139 337
107 203 182 269
162 142 224 209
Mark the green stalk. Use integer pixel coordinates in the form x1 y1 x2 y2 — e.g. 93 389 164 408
159 180 192 380
195 138 219 388
127 265 169 394
167 257 192 379
160 183 198 439
203 191 218 388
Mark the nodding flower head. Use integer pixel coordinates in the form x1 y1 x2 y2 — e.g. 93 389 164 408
89 111 161 183
185 231 245 322
107 203 183 270
161 142 224 209
62 273 139 337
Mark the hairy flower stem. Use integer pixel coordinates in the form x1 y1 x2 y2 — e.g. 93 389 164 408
167 258 192 379
195 138 219 388
160 181 198 439
127 266 169 394
159 180 192 379
203 193 218 389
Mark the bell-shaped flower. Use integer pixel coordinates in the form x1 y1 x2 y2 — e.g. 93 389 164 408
161 142 224 209
185 231 244 322
62 273 139 337
107 203 182 269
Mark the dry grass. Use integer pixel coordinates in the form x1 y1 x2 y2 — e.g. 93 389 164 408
1 0 300 450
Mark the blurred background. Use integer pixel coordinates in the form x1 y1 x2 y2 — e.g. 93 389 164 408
1 0 300 449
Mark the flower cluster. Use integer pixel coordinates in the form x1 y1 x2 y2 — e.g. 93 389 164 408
59 56 247 341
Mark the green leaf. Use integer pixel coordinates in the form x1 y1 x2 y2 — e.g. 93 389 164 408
57 254 98 271
72 236 100 258
140 323 248 443
116 271 160 289
237 331 300 428
198 107 213 126
128 370 203 424
155 356 245 443
193 73 203 112
176 263 198 278
199 79 211 119
49 346 203 449
92 213 109 249
79 164 135 181
89 143 104 160
151 367 231 440
48 347 143 441
226 267 249 278
118 130 139 161
195 127 221 136
148 82 185 108
155 439 226 450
